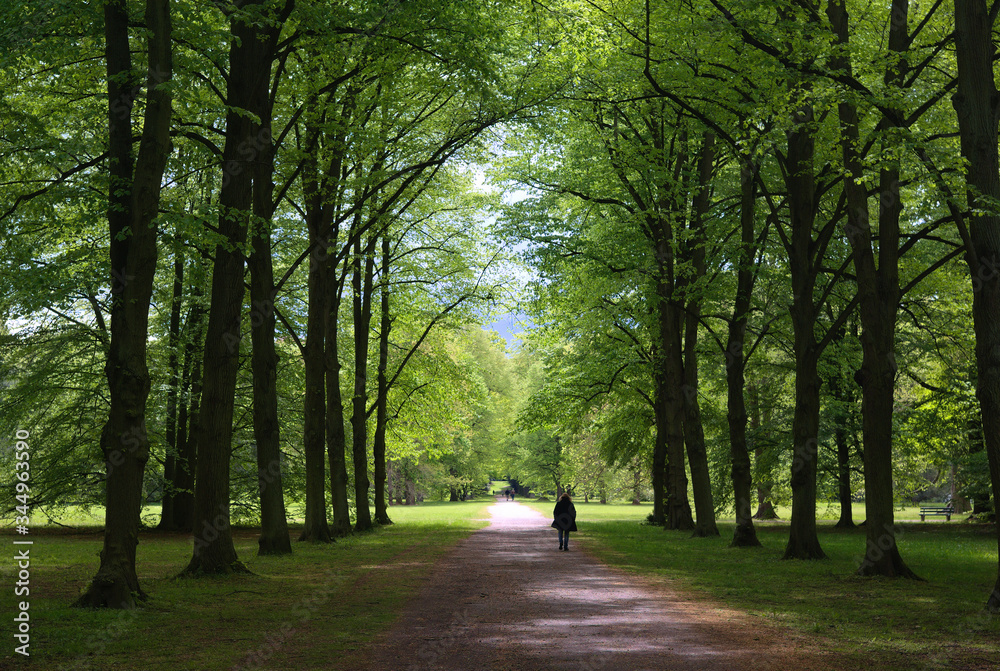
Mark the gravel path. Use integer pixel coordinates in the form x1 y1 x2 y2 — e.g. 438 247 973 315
363 499 841 670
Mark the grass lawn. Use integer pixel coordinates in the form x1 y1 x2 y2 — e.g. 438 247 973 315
4 496 997 670
0 500 491 671
488 479 512 496
520 499 1000 671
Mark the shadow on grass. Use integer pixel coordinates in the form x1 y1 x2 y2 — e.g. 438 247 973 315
581 519 1000 671
0 509 487 671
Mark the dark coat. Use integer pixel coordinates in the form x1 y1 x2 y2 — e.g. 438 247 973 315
551 497 578 532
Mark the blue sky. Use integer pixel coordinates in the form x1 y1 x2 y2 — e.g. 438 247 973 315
484 312 531 351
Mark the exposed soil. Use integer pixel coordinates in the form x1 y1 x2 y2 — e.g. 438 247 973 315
360 499 845 670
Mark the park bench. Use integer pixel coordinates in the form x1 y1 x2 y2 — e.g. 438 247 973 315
919 505 954 521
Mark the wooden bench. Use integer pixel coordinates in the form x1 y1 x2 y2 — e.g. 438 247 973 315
919 505 954 521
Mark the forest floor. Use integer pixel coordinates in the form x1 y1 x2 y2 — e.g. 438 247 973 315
353 498 843 671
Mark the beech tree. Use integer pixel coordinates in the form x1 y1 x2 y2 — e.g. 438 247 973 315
75 0 173 606
823 0 958 578
183 0 292 575
952 0 1000 612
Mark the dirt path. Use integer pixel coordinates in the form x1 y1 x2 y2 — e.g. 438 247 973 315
362 499 842 671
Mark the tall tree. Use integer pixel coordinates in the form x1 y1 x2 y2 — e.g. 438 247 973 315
247 0 293 556
681 130 719 538
298 89 345 542
350 228 377 531
826 0 961 577
826 0 912 575
326 246 353 537
952 0 1000 612
372 230 393 525
158 245 185 531
172 289 204 534
183 0 282 575
74 0 173 607
778 7 829 559
298 188 335 541
726 155 766 548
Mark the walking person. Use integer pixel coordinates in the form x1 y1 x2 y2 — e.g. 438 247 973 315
551 492 577 551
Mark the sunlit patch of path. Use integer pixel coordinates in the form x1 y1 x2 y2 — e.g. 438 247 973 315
362 498 839 671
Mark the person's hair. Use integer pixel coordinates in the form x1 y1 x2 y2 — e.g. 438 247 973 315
559 492 571 501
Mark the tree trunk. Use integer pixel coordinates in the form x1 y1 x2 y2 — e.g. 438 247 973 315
952 0 1000 611
300 252 332 542
327 265 353 537
749 386 779 520
248 52 291 556
785 363 825 558
831 376 855 530
951 463 971 513
826 315 856 532
651 380 667 524
728 157 762 547
386 460 396 505
75 0 172 608
172 305 202 534
299 120 333 543
828 0 916 577
350 232 376 531
754 491 779 519
373 232 393 525
183 2 272 575
650 121 693 532
159 247 184 531
783 93 826 560
682 304 717 536
683 130 718 538
784 344 826 560
662 299 694 531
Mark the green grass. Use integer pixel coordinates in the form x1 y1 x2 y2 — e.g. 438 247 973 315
519 498 949 523
780 501 953 523
488 479 511 495
5 498 998 670
521 500 1000 670
0 500 491 670
20 495 502 529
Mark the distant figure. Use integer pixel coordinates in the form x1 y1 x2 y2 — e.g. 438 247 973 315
551 493 577 551
510 489 515 501
505 489 510 501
